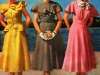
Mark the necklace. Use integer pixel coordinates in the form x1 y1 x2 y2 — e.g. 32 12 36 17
77 1 91 9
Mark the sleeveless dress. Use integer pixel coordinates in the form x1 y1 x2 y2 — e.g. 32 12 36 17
62 1 99 72
0 3 30 72
31 1 65 71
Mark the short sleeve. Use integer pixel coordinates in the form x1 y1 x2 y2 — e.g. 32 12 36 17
91 6 99 17
16 1 26 11
65 2 75 13
31 5 38 13
54 4 63 13
0 4 8 14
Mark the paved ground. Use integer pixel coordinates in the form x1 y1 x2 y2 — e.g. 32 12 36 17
0 52 100 75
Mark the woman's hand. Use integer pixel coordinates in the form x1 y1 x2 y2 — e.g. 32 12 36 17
39 32 47 40
39 31 52 40
45 31 52 39
39 31 57 40
45 31 56 40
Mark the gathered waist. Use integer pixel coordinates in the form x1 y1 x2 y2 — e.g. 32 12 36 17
4 24 24 32
7 19 22 25
39 22 56 32
72 20 88 26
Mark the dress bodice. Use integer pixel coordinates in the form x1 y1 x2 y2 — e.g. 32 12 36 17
3 2 25 31
65 1 99 25
32 1 62 23
4 3 24 24
32 1 62 32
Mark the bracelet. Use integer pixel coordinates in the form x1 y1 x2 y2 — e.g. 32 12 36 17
51 31 57 39
39 32 43 36
53 31 57 35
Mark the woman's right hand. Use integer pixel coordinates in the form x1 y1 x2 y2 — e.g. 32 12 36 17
4 25 10 31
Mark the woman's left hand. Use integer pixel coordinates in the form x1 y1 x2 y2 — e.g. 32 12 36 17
45 31 52 39
44 31 56 40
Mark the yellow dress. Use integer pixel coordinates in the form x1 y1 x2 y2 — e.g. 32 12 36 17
0 3 30 72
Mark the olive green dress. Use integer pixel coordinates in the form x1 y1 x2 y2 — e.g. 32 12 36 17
31 1 65 71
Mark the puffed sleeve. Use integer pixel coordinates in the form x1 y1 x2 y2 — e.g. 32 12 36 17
0 4 8 22
91 6 99 17
65 1 75 14
16 1 26 11
0 4 8 14
31 5 39 13
54 3 63 13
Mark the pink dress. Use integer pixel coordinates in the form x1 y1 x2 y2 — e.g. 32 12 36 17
62 1 99 72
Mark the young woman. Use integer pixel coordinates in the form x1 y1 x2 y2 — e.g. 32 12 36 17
31 0 65 75
62 0 99 75
0 0 31 75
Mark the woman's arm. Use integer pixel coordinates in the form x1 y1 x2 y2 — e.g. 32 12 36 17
53 12 62 33
64 12 70 31
22 8 31 27
0 15 6 27
33 13 41 33
0 21 6 27
87 17 94 26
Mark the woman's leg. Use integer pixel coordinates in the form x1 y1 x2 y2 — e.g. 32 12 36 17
43 71 50 75
17 72 23 75
76 72 87 75
8 72 15 75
